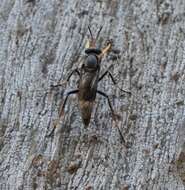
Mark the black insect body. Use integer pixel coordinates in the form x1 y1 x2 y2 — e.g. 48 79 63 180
78 53 101 126
50 27 131 142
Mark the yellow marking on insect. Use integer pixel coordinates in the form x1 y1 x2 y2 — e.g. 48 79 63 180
99 43 112 58
85 40 90 49
102 43 111 55
85 39 97 49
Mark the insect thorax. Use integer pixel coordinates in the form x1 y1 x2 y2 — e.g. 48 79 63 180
84 48 102 70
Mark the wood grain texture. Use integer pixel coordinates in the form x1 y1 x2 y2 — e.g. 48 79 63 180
0 0 185 189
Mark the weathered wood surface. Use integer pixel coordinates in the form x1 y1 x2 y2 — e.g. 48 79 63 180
0 0 185 189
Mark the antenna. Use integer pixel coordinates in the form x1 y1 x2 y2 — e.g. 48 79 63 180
88 26 94 40
87 26 103 48
95 26 103 41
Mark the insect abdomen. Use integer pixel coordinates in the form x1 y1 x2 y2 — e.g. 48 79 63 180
79 100 94 126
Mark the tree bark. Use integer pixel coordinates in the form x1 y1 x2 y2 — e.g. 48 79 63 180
0 0 185 189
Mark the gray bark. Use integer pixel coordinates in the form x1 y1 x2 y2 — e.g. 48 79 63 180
0 0 185 189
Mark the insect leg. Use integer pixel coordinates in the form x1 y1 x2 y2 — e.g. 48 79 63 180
50 69 80 88
47 89 78 137
99 43 112 58
98 71 131 95
97 90 126 144
59 89 79 117
97 90 115 114
66 69 80 82
98 70 109 82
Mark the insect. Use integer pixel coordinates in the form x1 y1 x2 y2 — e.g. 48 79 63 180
49 26 131 142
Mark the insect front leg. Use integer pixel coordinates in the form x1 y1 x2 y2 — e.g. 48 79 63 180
98 70 131 95
50 69 80 88
47 89 79 137
99 43 112 58
97 90 126 144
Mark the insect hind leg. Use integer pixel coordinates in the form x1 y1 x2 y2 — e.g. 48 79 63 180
47 89 79 137
59 89 79 117
97 90 126 144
